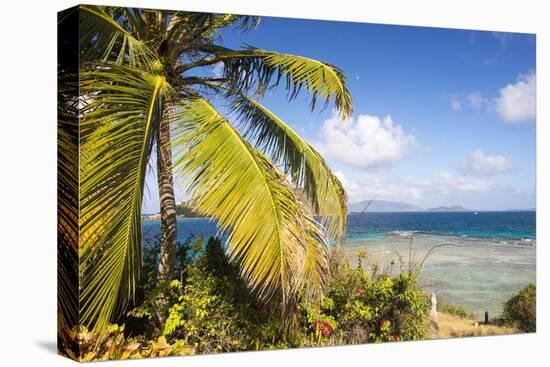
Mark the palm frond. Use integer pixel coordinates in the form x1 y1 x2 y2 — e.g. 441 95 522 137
234 16 261 32
233 94 348 242
302 214 330 304
58 73 80 333
199 48 353 118
79 5 156 67
165 13 257 63
171 97 311 322
79 64 171 329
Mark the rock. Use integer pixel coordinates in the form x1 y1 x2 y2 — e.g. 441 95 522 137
429 292 438 322
429 293 439 335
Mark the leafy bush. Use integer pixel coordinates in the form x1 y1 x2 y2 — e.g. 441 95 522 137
162 268 248 352
300 261 429 344
131 237 290 353
125 237 204 335
502 284 536 332
438 302 470 319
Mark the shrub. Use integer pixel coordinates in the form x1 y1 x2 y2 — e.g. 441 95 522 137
307 262 429 344
439 302 470 319
58 324 195 362
502 284 536 332
130 237 288 353
162 267 248 353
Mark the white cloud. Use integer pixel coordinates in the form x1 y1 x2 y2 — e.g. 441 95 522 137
335 170 495 205
467 92 488 109
450 96 462 111
494 72 536 122
459 150 514 176
315 113 417 168
432 171 495 193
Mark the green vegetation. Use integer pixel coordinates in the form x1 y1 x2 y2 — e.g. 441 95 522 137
315 259 429 343
438 302 470 319
501 284 536 332
59 239 430 360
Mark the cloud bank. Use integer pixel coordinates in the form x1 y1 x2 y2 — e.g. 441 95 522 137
459 150 514 176
335 170 495 204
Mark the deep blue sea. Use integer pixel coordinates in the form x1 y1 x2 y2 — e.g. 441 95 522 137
142 211 536 243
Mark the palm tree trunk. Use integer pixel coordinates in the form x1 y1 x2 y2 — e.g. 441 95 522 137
157 118 177 281
154 117 177 329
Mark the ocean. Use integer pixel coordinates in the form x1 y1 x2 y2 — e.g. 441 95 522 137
142 211 536 318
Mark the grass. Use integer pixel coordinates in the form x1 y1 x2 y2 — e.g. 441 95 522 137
433 312 519 339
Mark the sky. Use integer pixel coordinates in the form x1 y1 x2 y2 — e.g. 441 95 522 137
142 16 536 213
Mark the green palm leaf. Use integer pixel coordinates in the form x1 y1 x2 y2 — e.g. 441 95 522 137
80 5 155 67
301 207 331 304
233 94 348 243
196 48 353 118
57 74 80 333
79 64 171 329
171 97 313 323
165 14 259 64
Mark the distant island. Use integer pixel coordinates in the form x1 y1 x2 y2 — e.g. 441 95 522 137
143 201 201 220
349 200 423 212
143 200 535 217
349 200 471 212
349 200 536 213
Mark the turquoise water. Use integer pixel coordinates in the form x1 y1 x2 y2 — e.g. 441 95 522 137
142 211 536 318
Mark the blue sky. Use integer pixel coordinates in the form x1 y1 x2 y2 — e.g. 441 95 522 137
142 17 536 213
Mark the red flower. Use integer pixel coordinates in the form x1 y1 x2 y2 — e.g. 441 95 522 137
355 288 365 297
393 336 399 342
379 319 389 327
312 320 333 337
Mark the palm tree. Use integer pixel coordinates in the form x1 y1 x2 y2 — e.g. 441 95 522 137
61 5 352 335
